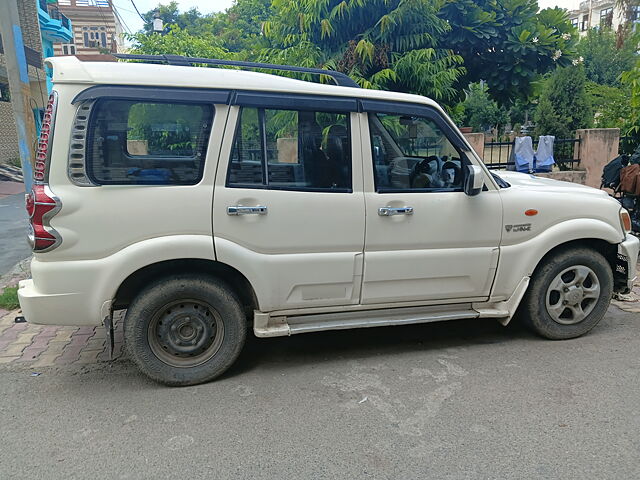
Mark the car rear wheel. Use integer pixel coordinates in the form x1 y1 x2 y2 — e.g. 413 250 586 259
124 275 247 386
520 247 613 340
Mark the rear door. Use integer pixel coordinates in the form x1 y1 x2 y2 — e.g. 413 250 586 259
213 94 365 312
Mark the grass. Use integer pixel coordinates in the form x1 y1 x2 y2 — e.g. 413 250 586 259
0 286 19 310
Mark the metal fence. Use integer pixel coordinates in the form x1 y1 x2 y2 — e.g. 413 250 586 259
483 137 581 171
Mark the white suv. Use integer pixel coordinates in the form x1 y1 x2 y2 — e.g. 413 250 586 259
18 55 639 386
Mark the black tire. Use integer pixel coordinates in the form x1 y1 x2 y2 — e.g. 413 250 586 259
124 274 247 386
520 247 613 340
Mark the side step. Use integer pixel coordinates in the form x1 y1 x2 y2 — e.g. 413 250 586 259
254 304 479 338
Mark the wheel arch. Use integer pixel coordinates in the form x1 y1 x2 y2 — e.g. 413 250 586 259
113 258 259 318
532 238 617 279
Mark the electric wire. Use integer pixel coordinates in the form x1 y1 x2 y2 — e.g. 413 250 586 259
128 0 146 22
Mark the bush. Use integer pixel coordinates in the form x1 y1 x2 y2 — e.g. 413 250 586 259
535 66 592 139
460 83 509 133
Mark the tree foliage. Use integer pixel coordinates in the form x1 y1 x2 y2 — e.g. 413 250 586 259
127 26 229 59
586 81 632 129
534 66 592 139
621 32 640 136
140 1 212 35
259 0 466 104
439 1 578 104
459 83 509 133
133 0 579 110
577 28 637 86
210 0 272 52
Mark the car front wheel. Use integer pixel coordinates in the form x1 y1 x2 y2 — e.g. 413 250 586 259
520 247 613 340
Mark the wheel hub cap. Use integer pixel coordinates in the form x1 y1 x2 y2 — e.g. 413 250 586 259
148 300 224 368
545 265 600 325
564 287 584 305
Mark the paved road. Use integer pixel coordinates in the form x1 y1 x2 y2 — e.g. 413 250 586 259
0 193 30 276
1 307 639 479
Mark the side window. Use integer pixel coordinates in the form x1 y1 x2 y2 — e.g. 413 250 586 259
87 100 213 185
369 112 464 192
227 107 352 192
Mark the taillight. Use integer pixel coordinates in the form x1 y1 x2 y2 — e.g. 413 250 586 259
26 185 61 251
34 91 57 183
26 91 61 252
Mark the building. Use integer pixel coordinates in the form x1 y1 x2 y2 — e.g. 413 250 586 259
0 0 72 164
568 0 640 35
53 0 124 61
38 0 73 90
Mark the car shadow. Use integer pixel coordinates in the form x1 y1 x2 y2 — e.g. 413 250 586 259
222 316 533 380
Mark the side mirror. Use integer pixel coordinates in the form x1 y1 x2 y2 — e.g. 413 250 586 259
464 165 484 196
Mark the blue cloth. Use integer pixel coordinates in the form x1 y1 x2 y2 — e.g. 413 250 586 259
513 137 535 173
534 135 555 173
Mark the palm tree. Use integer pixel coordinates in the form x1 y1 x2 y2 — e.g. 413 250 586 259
259 0 465 104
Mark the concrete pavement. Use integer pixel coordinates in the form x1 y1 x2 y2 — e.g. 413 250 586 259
0 188 31 276
0 303 639 479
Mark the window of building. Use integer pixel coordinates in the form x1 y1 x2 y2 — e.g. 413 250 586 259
0 83 10 102
227 107 352 192
86 99 213 185
571 17 579 28
600 7 613 28
61 43 76 55
75 0 111 6
82 26 108 48
581 14 589 31
368 112 464 192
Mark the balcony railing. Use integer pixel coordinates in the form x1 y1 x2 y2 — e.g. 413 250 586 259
48 7 71 30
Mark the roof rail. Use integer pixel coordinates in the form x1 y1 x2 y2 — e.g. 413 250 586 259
113 54 360 89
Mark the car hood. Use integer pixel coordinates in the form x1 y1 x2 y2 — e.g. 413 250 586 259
493 171 609 197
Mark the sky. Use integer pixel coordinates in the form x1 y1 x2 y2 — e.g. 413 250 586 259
112 0 583 35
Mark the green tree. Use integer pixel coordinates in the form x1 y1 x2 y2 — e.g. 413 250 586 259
140 2 213 35
577 28 637 86
140 1 271 53
127 26 229 59
586 82 632 129
534 66 592 139
621 32 640 136
439 1 578 104
460 83 508 134
210 0 272 52
260 0 466 104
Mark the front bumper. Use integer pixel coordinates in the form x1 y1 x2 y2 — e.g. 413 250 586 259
616 233 640 293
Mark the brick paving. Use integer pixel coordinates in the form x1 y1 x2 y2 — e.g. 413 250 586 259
0 309 125 368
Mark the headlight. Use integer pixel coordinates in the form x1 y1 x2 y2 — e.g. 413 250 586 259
620 208 632 233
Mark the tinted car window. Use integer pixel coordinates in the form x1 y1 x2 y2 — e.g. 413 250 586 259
228 107 352 192
87 99 213 185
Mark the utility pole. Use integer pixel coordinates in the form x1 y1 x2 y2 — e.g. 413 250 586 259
0 0 37 191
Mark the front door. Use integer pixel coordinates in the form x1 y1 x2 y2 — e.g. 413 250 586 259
213 101 365 312
360 103 503 305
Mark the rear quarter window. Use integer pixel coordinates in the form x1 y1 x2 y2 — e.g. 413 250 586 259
86 99 213 185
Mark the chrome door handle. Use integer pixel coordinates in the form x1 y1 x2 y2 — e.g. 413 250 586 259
227 205 268 216
378 206 414 216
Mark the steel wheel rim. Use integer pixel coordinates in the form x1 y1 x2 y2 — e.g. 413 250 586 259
148 299 224 368
545 265 601 325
